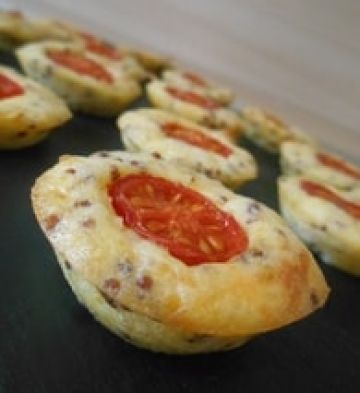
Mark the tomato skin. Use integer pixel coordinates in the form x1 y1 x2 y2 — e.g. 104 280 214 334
182 72 207 87
47 49 113 83
80 32 122 60
317 153 360 180
108 174 248 265
0 73 24 100
301 180 360 220
166 87 220 110
162 122 232 157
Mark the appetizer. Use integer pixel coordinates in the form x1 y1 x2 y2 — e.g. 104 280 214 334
146 79 242 137
163 69 234 105
0 65 71 149
117 108 257 188
16 41 142 117
281 141 360 192
32 152 329 354
238 106 313 153
278 175 360 276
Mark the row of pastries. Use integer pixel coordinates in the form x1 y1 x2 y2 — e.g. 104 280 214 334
1 9 358 355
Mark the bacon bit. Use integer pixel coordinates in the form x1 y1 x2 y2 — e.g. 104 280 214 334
44 214 60 231
65 168 76 174
317 153 360 180
82 218 96 228
183 72 208 87
166 87 220 110
110 166 120 182
74 200 91 208
104 278 121 295
301 180 360 220
136 275 153 290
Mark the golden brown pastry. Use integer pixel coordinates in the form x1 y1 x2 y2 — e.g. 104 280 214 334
32 151 329 354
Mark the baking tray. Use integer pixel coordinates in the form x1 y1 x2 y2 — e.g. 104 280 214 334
0 51 359 393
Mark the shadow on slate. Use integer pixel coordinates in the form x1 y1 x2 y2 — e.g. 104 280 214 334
0 50 359 393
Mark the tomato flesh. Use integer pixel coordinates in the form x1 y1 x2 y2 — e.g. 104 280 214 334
108 174 248 265
166 87 220 110
80 32 122 60
162 122 232 157
0 73 24 100
183 72 207 87
317 153 360 180
301 180 360 219
47 49 113 83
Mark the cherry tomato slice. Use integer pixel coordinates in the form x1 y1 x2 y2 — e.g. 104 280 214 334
47 49 113 83
182 72 208 87
301 180 360 220
166 87 220 110
0 73 24 100
108 174 248 265
317 153 360 180
162 122 232 157
80 32 122 60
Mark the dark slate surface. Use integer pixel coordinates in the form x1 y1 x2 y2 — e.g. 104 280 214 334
0 51 359 393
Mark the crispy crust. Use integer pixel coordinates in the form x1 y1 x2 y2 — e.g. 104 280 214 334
146 80 242 136
32 152 329 341
162 69 234 105
238 107 314 153
278 175 360 276
16 41 142 117
280 141 360 192
117 108 257 188
0 65 71 149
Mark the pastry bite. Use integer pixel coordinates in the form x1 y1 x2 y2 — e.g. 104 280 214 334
16 41 142 117
32 152 329 354
281 141 360 192
146 79 242 137
0 65 71 149
117 108 257 188
162 69 234 105
278 175 360 276
238 106 313 153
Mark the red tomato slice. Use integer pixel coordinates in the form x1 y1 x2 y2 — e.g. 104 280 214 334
301 180 360 219
166 87 220 110
47 49 113 83
0 73 24 100
108 174 248 265
162 122 232 157
182 72 208 87
80 32 122 60
317 153 360 180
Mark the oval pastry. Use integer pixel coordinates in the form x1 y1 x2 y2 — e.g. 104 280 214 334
146 79 242 136
0 65 71 149
238 106 313 153
16 41 142 117
162 69 234 105
117 108 257 188
278 175 360 276
32 152 329 354
281 141 360 192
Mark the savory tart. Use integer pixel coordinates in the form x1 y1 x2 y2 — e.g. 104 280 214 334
32 151 329 354
146 79 242 136
16 41 142 117
278 175 360 276
0 65 71 149
117 108 257 188
162 69 234 105
280 141 360 192
238 106 313 153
